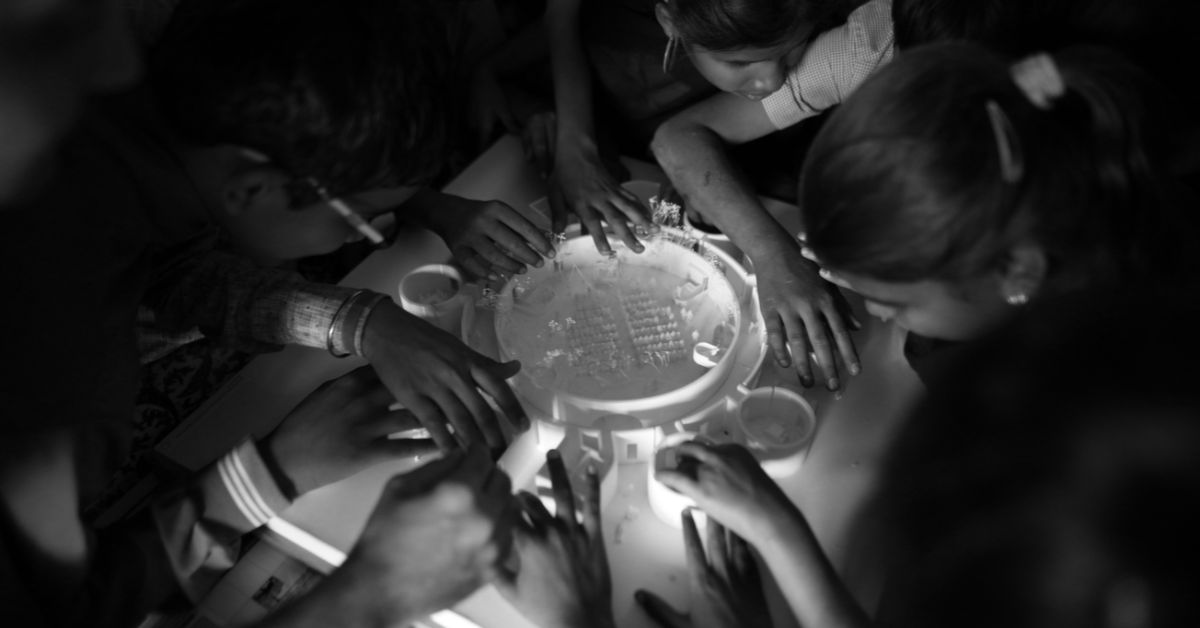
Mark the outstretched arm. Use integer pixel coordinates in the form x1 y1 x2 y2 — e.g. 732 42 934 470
545 0 655 254
652 94 860 391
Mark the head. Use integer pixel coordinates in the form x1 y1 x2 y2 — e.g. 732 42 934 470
879 289 1200 628
152 0 459 262
0 0 140 206
799 43 1188 341
655 0 835 100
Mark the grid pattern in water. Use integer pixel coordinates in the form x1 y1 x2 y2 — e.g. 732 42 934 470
562 288 686 377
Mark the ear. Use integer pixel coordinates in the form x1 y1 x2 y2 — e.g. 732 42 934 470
999 243 1047 304
654 2 677 39
221 165 291 217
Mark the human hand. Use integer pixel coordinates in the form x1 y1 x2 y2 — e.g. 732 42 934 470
655 442 796 546
755 252 861 391
636 510 772 628
262 365 438 496
549 145 657 255
425 192 554 280
362 300 529 451
496 450 614 628
471 63 521 146
322 443 516 623
522 111 557 178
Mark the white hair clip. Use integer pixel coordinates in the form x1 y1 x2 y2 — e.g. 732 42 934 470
1011 53 1065 110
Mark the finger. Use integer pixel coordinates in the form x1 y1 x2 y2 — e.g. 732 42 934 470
600 203 645 253
612 188 655 228
706 516 730 579
446 377 506 450
378 436 439 460
384 446 467 498
550 187 568 235
402 395 457 451
653 469 701 498
634 590 690 628
473 239 526 275
782 313 816 388
579 210 612 255
681 509 710 584
802 310 839 392
671 441 726 468
517 490 555 532
443 441 495 491
499 208 554 258
432 390 488 449
580 461 602 541
487 222 544 266
545 449 578 528
366 407 424 437
532 122 553 177
763 310 792 370
726 531 761 589
471 359 529 432
460 253 492 281
826 302 862 377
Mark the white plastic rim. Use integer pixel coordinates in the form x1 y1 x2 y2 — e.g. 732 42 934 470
398 264 463 317
492 226 743 417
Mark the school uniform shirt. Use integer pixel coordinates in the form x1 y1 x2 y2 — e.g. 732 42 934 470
761 0 895 130
0 90 375 626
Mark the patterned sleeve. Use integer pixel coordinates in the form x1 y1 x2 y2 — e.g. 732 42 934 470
761 0 896 130
143 248 374 354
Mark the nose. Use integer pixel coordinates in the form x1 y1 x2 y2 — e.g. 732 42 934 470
750 63 785 94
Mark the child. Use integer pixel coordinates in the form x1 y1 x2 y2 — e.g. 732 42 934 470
542 0 865 257
798 44 1195 349
649 287 1200 628
152 0 552 277
651 0 893 394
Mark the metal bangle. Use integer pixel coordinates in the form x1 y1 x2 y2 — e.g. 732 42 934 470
326 289 365 358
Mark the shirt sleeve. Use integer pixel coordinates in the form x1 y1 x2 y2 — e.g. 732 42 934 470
142 247 367 353
761 0 896 130
152 438 292 602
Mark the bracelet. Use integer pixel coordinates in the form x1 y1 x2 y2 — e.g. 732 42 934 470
326 289 366 358
352 293 390 357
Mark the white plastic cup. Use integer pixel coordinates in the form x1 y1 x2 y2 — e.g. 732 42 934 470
398 264 467 336
736 386 816 478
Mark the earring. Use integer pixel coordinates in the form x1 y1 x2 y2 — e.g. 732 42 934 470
1006 293 1029 306
662 35 679 74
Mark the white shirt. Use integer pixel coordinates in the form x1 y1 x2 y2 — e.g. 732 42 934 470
762 0 896 129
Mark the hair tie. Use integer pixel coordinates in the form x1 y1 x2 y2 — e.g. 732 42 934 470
1011 53 1065 109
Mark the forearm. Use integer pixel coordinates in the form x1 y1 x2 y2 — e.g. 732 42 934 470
754 510 871 628
652 119 801 262
393 187 446 232
546 0 596 150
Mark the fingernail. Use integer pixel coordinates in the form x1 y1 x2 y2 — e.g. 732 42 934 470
547 449 560 460
827 377 840 392
546 249 556 259
588 463 598 475
488 273 499 281
634 245 644 253
534 258 544 268
517 267 527 274
850 363 861 376
800 375 814 387
634 590 648 603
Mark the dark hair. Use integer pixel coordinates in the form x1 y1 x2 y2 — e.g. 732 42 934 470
667 0 840 52
152 0 461 197
799 43 1194 292
877 288 1200 628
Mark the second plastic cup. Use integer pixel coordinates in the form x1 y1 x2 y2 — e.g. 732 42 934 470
736 386 816 478
398 264 467 336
